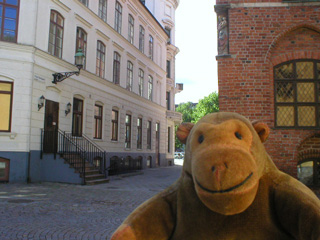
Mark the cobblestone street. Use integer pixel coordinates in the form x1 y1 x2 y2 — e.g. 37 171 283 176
0 166 182 240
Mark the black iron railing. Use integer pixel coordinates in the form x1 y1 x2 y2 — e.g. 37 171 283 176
40 129 107 184
109 156 142 176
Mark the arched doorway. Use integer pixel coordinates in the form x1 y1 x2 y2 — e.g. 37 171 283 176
298 159 320 187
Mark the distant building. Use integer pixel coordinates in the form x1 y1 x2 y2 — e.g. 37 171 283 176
0 0 182 184
215 0 320 186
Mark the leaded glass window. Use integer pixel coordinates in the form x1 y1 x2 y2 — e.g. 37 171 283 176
275 60 320 128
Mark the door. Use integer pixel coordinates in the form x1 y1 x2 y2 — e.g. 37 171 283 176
43 100 59 153
0 158 10 182
155 123 160 167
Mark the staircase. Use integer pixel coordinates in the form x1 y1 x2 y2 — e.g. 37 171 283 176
41 129 109 185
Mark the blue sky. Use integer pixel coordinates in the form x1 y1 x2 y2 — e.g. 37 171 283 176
175 0 218 104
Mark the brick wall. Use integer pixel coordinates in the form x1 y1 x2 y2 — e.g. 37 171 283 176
216 1 320 176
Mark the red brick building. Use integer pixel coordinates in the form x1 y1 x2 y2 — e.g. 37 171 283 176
215 0 320 187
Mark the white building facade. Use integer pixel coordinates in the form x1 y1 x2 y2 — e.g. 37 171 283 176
0 0 181 184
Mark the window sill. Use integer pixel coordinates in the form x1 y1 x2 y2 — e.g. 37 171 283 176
111 140 118 143
0 132 17 139
124 148 131 151
93 138 103 142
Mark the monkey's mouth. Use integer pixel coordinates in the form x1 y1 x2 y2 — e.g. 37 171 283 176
195 172 253 194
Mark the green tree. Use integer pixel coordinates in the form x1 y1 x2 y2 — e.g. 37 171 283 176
193 92 219 123
175 92 219 151
175 102 196 151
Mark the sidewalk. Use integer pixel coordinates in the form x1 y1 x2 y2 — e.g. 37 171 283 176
0 165 319 240
0 166 182 240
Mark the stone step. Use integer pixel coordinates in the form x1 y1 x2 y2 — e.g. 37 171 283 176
85 178 110 185
84 174 106 181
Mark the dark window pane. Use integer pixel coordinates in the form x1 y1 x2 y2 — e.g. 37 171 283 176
3 30 15 41
4 18 16 30
6 0 18 5
298 106 315 127
275 63 294 79
276 82 294 102
277 106 294 127
5 7 16 18
296 62 314 79
317 63 320 79
297 82 314 102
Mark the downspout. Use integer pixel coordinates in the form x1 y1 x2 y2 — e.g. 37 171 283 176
27 0 39 183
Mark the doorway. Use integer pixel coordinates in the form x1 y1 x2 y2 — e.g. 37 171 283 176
43 100 59 153
0 158 10 182
155 123 160 167
298 159 320 187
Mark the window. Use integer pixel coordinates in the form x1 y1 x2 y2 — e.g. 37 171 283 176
96 41 105 78
138 69 144 97
140 0 145 4
168 127 171 153
274 60 320 128
127 61 133 91
98 0 107 22
165 27 171 44
149 35 154 60
113 52 121 84
0 81 13 132
94 105 103 139
111 109 118 141
72 98 83 136
147 120 151 149
79 0 88 6
128 14 134 44
137 117 142 149
125 114 131 148
166 91 171 110
114 1 122 34
48 11 64 58
166 60 171 78
0 0 19 42
148 75 153 101
76 27 87 69
139 25 145 53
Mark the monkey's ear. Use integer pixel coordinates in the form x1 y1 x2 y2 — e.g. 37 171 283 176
176 123 194 144
252 121 270 143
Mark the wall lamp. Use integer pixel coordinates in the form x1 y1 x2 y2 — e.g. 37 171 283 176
52 49 85 84
65 102 72 116
38 95 45 111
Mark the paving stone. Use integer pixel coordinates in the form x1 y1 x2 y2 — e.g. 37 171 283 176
0 166 182 240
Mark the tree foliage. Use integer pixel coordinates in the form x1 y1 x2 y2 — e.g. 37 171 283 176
175 92 219 151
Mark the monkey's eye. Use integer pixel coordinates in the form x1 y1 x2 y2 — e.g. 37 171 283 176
235 132 242 140
198 134 204 144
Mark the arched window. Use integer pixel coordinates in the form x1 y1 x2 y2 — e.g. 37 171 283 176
111 108 119 141
94 104 103 139
128 14 134 44
114 1 122 34
0 0 19 42
274 60 320 128
113 52 121 84
138 69 144 97
149 35 154 60
148 75 153 101
0 81 13 132
125 114 131 148
139 25 145 53
76 27 87 69
96 41 105 78
48 10 64 58
98 0 107 22
127 61 133 91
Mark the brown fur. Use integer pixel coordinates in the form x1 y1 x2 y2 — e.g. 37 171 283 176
111 112 320 240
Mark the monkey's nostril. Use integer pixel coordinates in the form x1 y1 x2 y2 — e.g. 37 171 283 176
211 166 215 172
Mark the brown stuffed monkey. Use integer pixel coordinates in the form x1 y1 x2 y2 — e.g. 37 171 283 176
111 112 320 240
